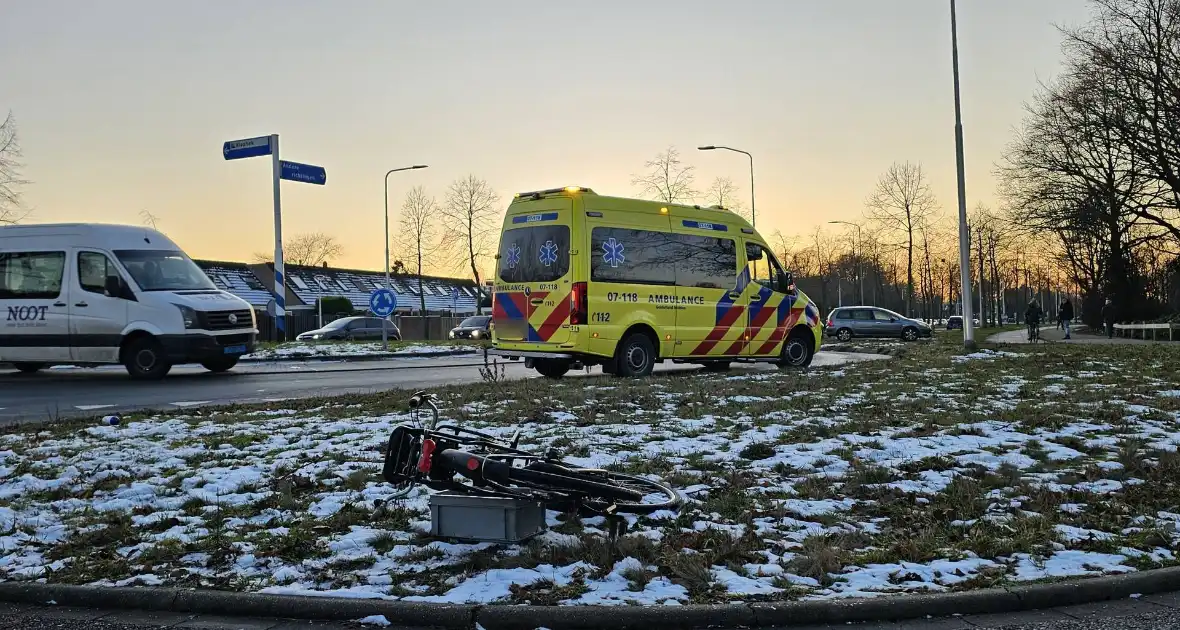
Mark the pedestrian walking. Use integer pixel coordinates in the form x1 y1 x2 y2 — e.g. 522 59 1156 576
1060 298 1074 340
1102 298 1117 339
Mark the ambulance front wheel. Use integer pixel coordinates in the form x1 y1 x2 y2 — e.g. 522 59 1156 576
777 330 815 369
534 359 570 379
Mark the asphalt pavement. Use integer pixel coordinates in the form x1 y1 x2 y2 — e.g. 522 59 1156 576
0 351 882 426
5 595 1180 629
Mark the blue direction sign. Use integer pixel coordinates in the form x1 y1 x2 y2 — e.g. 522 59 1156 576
280 160 327 185
222 136 272 161
369 288 397 317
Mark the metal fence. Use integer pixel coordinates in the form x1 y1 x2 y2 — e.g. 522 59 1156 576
392 315 470 341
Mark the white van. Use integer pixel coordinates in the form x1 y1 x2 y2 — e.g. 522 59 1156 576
0 223 258 379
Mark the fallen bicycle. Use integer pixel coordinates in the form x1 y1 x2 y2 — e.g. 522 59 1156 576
382 391 681 542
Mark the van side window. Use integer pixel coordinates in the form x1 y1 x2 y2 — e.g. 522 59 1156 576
0 252 66 299
745 244 787 292
78 252 119 295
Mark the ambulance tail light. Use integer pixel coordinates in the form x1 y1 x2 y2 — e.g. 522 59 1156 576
570 282 588 325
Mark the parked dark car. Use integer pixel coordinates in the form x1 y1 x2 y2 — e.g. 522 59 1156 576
449 315 491 340
296 316 401 342
825 307 933 342
946 316 980 330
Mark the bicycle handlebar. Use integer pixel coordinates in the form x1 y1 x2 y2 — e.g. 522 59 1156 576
408 390 440 430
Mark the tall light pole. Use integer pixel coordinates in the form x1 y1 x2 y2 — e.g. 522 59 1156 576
829 220 864 305
698 146 755 228
950 0 976 349
383 164 428 349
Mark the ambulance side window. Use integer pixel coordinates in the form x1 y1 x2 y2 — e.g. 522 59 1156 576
745 244 787 292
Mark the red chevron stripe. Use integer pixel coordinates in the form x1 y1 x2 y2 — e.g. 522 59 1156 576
691 305 745 355
733 300 780 355
535 294 569 341
755 308 802 356
723 338 746 355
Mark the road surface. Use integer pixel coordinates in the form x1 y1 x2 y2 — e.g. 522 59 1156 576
0 351 883 426
3 595 1180 629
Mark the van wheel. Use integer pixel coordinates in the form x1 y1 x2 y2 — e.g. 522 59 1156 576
703 362 731 373
123 337 172 380
201 356 240 373
12 362 45 374
614 333 656 378
777 330 815 369
836 328 854 342
534 359 570 379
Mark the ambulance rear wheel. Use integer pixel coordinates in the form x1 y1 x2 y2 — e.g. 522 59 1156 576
535 359 570 379
614 333 656 378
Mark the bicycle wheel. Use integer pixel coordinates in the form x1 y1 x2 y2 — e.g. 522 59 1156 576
511 465 681 515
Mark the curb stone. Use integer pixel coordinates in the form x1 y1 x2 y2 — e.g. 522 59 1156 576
4 566 1180 629
238 348 481 363
0 349 482 373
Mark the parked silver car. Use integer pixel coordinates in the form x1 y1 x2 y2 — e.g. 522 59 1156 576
825 307 933 342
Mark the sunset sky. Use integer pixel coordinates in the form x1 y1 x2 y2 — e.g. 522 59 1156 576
3 0 1093 274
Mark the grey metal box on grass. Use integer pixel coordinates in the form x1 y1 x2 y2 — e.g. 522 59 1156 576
429 492 547 543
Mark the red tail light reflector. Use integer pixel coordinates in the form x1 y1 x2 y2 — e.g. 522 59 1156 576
417 439 436 473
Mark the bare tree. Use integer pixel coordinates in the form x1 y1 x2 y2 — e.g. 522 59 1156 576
705 176 749 221
0 111 30 224
441 175 500 314
140 210 160 229
253 232 343 267
395 186 437 314
1065 0 1180 219
631 146 697 204
865 161 939 316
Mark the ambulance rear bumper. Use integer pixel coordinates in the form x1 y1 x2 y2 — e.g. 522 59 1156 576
487 349 575 360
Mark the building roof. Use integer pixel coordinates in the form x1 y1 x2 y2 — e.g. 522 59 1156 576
193 259 488 313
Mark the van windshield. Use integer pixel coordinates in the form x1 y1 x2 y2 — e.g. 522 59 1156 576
497 225 570 284
115 249 216 292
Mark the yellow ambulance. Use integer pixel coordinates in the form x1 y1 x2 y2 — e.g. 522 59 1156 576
489 187 823 378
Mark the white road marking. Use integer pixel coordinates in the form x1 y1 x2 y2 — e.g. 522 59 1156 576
75 404 114 411
171 401 212 408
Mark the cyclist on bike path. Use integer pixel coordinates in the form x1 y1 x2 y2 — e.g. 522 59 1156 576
1025 300 1044 341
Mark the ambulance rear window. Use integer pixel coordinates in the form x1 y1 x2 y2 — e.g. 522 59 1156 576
497 225 570 284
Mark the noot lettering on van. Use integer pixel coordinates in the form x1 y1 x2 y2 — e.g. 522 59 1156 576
5 305 50 329
6 305 49 322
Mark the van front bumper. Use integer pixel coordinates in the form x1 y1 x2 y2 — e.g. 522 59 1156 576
160 333 257 363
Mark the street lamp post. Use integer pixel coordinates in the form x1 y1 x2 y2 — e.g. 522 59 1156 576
698 146 755 228
382 164 429 350
829 221 864 305
950 0 977 350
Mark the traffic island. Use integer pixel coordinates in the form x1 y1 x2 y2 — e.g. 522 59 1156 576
4 341 1180 616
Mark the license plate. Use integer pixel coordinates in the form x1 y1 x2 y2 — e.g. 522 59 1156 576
223 345 247 355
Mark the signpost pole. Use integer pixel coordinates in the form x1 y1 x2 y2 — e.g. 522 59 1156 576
270 134 286 343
